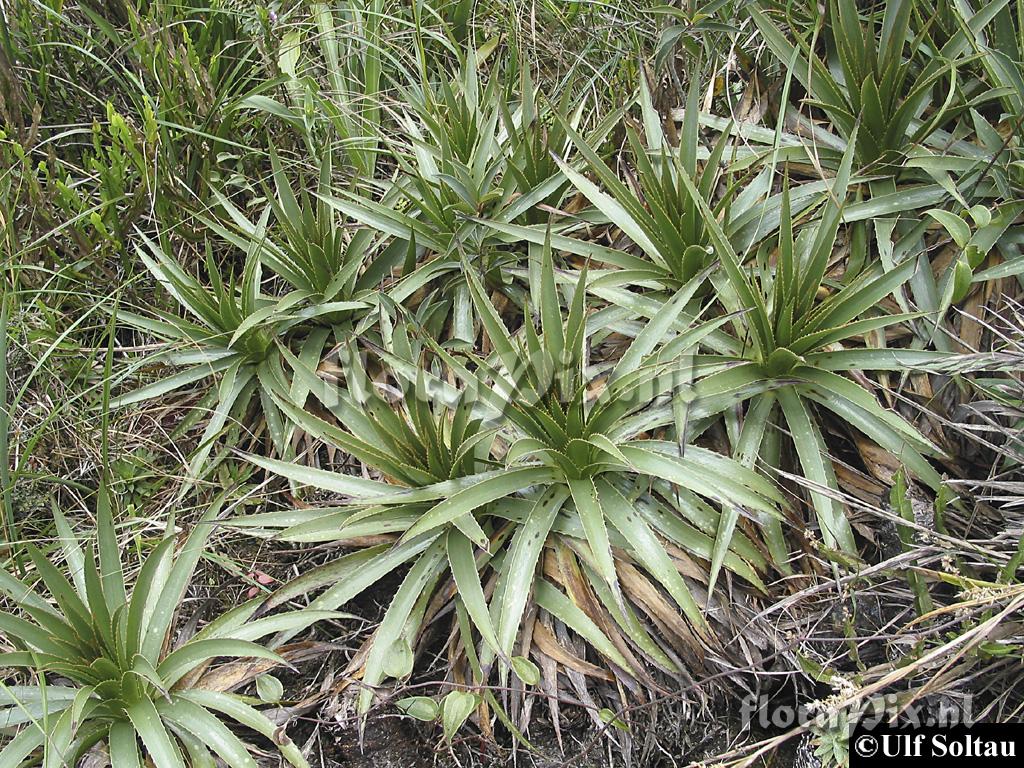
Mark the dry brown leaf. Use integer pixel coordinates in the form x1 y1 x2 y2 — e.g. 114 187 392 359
834 462 886 505
853 435 902 485
660 540 711 583
536 641 564 751
617 560 708 663
532 621 613 681
190 641 332 693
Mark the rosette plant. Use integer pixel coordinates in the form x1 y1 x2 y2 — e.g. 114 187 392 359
114 230 338 476
0 496 330 768
680 139 948 559
474 75 740 294
550 76 733 290
235 243 781 733
318 51 597 343
320 52 542 272
749 0 961 168
207 148 385 323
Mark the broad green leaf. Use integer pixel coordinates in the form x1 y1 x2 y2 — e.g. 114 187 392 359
157 696 256 768
496 486 569 656
446 530 501 656
179 690 308 768
396 696 439 721
441 690 479 743
596 478 708 631
401 468 556 544
567 477 617 591
776 389 856 552
358 539 446 717
511 656 540 685
108 722 142 768
255 674 284 704
125 698 184 768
